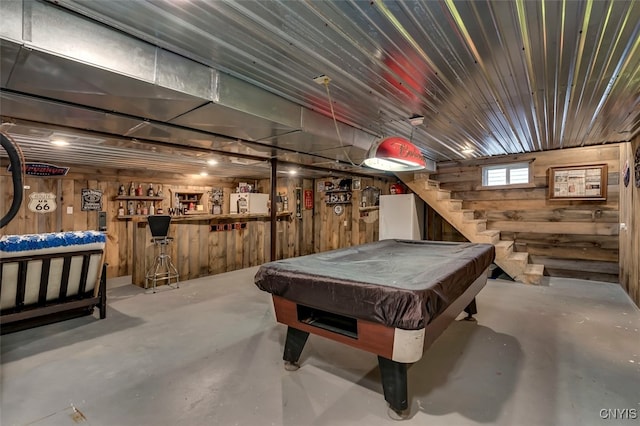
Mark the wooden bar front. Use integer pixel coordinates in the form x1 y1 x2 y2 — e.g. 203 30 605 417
130 213 292 288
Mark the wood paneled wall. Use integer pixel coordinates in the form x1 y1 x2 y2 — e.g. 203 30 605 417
2 164 389 282
313 177 391 253
433 145 621 283
619 138 640 306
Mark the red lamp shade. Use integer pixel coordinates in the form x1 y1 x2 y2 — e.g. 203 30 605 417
362 137 426 172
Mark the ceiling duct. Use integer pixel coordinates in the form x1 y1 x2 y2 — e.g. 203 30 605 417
0 0 380 177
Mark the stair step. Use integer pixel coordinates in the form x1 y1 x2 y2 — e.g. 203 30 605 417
507 252 529 266
518 264 545 285
494 240 514 257
422 180 440 191
476 230 500 244
458 209 475 220
436 189 451 200
447 199 463 210
463 219 486 233
414 173 431 182
524 264 544 276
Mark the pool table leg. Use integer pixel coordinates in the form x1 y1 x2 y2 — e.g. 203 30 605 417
283 326 309 371
377 356 409 415
463 297 477 321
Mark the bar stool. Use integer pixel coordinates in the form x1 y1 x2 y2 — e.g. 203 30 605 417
145 215 179 293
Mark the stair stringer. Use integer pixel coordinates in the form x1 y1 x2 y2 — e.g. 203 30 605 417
397 173 544 285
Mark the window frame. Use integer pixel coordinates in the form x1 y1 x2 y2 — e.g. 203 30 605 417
481 161 534 189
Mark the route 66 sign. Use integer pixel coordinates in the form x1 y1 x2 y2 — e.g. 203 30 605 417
28 192 57 214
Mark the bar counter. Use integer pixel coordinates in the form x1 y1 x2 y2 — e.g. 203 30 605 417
131 212 292 288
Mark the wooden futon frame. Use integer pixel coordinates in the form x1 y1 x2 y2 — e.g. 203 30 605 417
1 246 107 334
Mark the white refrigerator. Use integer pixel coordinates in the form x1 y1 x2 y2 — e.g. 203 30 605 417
230 193 269 214
379 193 425 240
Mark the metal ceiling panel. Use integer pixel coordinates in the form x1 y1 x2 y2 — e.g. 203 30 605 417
48 0 639 162
1 0 639 178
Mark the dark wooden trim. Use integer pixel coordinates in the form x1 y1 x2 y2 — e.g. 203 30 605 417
0 297 100 324
270 158 277 261
272 295 395 359
16 260 27 307
78 254 91 294
59 256 72 299
38 258 51 304
0 249 104 265
0 250 107 331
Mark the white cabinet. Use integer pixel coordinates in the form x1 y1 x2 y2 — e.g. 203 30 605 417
230 193 269 214
379 194 425 240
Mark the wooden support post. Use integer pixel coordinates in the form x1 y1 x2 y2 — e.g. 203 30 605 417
270 158 277 262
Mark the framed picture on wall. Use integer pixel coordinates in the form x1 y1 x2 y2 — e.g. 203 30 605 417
548 164 607 201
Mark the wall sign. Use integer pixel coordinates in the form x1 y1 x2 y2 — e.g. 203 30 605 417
27 192 57 213
8 162 69 177
548 164 607 201
81 188 103 211
304 189 313 210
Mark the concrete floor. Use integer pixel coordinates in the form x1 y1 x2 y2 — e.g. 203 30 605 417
1 268 639 426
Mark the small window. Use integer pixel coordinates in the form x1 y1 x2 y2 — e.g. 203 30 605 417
482 162 531 187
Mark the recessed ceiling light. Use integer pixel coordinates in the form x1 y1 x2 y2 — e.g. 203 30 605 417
207 159 218 165
199 171 208 176
461 148 474 154
51 139 69 146
288 170 297 175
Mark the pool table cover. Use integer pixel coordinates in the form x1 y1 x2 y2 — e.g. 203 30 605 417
254 239 495 330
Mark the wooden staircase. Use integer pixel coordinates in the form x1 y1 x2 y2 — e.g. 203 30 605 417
398 173 545 285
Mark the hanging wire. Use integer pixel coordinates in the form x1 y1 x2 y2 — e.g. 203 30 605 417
323 79 358 166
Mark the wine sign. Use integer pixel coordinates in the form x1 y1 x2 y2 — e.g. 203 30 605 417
28 192 57 213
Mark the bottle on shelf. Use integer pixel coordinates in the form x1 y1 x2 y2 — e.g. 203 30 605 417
157 184 163 197
148 183 154 197
135 184 143 196
149 203 155 215
118 201 125 216
129 182 136 196
136 203 142 215
142 203 148 216
118 184 126 196
156 204 163 215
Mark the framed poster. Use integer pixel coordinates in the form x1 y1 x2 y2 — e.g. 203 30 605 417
548 164 607 201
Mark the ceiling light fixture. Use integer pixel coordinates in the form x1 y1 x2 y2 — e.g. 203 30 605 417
51 139 69 146
288 170 297 175
362 136 426 172
461 148 474 154
207 159 218 165
408 115 424 126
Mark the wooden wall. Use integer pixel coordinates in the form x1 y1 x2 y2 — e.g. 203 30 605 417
433 145 621 283
2 163 390 282
619 137 640 306
313 177 391 253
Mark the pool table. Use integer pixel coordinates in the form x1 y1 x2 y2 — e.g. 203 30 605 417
254 239 495 416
